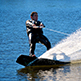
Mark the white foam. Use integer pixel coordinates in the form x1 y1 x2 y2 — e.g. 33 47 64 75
39 28 81 62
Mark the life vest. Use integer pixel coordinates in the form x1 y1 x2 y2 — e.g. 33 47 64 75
26 20 43 35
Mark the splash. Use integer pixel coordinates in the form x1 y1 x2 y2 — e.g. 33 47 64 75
39 28 81 62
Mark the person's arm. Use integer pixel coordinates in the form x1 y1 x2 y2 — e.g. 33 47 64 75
26 20 45 29
26 20 40 29
26 20 33 27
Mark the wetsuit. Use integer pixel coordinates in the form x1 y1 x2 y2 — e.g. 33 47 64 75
26 20 51 56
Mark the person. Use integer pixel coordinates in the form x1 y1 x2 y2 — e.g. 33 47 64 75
26 12 51 57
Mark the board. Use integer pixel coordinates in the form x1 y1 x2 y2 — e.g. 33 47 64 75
16 55 70 66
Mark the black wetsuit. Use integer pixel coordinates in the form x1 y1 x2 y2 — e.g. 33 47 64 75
26 20 51 56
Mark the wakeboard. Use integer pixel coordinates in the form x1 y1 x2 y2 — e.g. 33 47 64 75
16 55 70 66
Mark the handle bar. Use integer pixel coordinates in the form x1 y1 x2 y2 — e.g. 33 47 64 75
33 26 45 28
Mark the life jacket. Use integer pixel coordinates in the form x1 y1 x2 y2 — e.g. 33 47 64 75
26 20 43 35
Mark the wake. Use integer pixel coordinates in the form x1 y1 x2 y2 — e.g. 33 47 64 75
39 28 81 63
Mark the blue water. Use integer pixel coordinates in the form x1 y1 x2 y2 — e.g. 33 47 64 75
0 0 81 81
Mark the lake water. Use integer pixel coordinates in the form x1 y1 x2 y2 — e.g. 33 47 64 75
0 0 81 81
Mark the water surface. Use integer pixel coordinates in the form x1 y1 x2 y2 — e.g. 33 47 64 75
0 0 81 81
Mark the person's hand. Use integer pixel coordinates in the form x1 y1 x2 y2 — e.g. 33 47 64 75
32 24 37 29
39 23 44 29
40 23 44 26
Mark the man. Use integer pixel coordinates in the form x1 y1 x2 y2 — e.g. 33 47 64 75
26 12 51 57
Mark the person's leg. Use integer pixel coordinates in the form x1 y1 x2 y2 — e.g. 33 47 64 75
29 43 35 56
28 33 36 56
39 35 51 50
